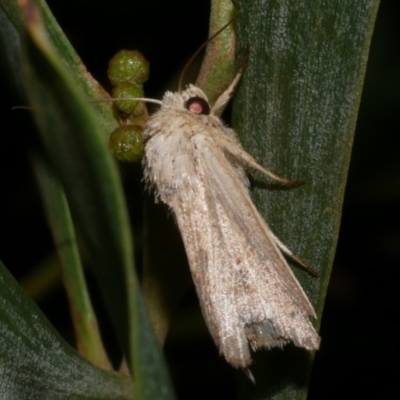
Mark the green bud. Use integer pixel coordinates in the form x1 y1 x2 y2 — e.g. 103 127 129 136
109 125 144 162
112 82 145 116
108 50 149 86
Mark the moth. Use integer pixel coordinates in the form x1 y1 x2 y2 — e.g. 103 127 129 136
140 58 321 370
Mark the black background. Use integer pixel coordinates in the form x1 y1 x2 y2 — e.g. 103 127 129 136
0 0 399 398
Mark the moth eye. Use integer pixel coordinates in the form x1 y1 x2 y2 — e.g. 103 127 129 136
185 97 210 115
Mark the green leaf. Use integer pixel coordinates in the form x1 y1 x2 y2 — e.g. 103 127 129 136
0 260 134 400
20 1 133 363
0 1 177 398
0 7 25 98
32 150 111 369
233 0 379 398
1 3 110 369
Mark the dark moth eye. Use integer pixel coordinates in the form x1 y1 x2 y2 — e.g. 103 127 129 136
185 96 210 115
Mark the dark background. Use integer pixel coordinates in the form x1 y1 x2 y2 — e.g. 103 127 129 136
0 0 399 399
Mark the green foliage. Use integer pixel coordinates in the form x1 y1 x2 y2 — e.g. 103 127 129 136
234 0 379 398
0 260 133 399
0 0 175 399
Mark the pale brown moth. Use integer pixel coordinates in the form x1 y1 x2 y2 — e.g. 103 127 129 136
104 21 321 376
140 56 320 372
141 87 320 372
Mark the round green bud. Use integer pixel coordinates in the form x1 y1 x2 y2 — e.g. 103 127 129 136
109 125 144 163
112 82 145 116
108 50 149 86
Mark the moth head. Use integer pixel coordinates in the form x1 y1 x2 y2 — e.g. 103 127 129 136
182 84 211 116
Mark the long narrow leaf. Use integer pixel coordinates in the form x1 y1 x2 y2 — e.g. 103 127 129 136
20 1 133 362
234 0 379 398
32 150 111 368
1 3 110 368
15 1 176 398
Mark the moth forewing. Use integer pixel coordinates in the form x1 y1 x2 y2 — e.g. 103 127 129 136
142 81 320 370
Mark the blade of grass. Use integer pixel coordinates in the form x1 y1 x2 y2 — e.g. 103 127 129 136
233 0 380 398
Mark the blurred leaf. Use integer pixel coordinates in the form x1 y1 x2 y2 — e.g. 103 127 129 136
2 1 177 398
32 150 111 369
233 0 379 398
0 7 25 98
20 0 133 362
1 3 110 368
0 260 134 400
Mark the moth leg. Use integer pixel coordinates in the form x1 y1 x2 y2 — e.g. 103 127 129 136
233 148 304 186
242 368 256 384
252 162 305 187
270 231 318 277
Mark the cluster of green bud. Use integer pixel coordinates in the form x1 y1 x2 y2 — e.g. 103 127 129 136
107 50 149 162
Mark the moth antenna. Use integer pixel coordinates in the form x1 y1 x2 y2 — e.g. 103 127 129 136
11 106 34 111
89 97 162 106
178 14 239 93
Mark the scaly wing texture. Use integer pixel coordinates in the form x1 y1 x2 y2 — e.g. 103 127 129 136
143 100 320 368
168 131 320 368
